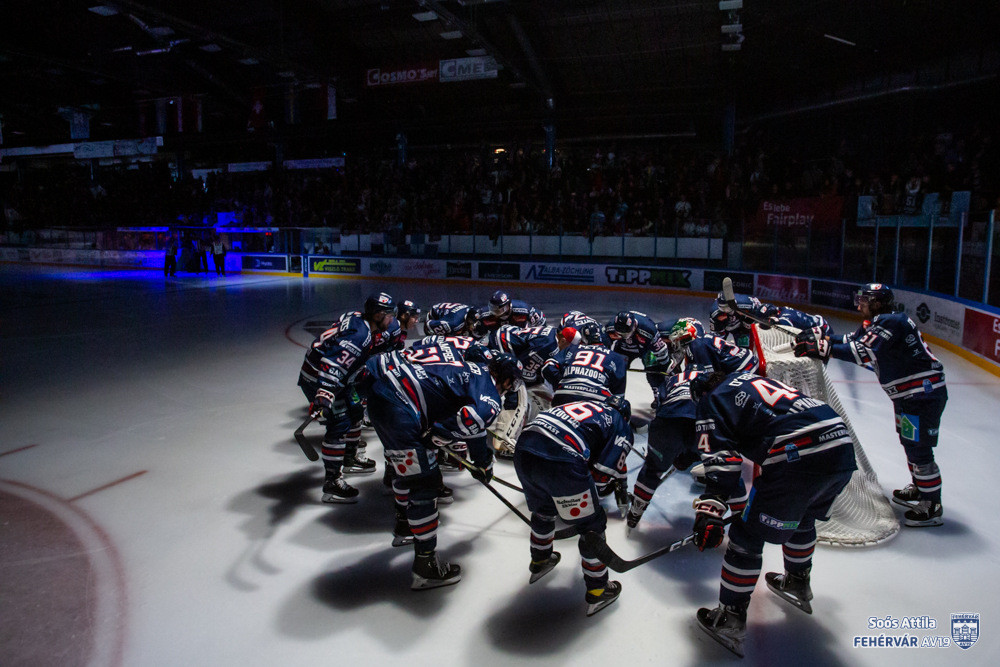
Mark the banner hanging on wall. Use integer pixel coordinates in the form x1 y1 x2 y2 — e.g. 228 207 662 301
752 197 844 231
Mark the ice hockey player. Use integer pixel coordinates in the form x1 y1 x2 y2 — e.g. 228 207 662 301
605 310 672 390
513 395 634 616
666 318 759 376
424 302 474 336
715 292 833 344
624 364 748 536
689 370 857 657
487 324 569 392
301 293 397 503
489 290 546 328
794 283 947 526
365 349 522 590
709 294 763 349
541 322 628 407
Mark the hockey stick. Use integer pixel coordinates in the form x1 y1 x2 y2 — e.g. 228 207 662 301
441 448 524 493
722 277 801 339
440 449 577 540
582 514 738 572
293 416 320 461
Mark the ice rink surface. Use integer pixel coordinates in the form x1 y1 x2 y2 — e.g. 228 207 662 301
1 264 997 666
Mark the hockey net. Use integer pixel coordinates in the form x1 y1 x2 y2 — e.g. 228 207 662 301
752 324 900 547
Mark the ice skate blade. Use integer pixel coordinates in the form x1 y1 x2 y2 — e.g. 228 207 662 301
529 553 561 584
341 467 377 476
766 582 813 615
904 515 944 527
436 495 454 505
891 497 918 509
321 493 358 504
392 534 414 547
411 572 462 591
696 617 745 658
586 596 619 617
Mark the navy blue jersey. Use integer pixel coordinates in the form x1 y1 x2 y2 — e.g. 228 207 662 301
653 367 707 421
607 311 672 369
372 318 405 354
541 344 628 404
501 299 545 328
559 311 592 329
682 334 759 375
488 325 560 385
413 334 478 355
830 312 946 401
695 372 856 499
425 303 472 336
299 312 378 395
375 352 502 441
520 401 634 493
760 304 833 338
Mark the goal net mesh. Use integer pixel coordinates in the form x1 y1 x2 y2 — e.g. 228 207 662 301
753 324 900 547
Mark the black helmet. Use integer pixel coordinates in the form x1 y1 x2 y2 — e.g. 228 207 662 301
688 371 727 402
465 306 493 339
607 394 631 423
612 311 638 339
488 353 524 392
578 321 604 345
364 292 395 318
489 290 513 318
854 283 894 312
396 299 419 319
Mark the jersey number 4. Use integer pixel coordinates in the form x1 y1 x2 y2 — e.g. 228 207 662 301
750 378 800 405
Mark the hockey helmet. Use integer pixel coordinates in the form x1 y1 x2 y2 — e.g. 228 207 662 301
854 283 894 312
668 318 700 351
489 291 513 319
607 394 632 424
611 311 638 340
688 370 727 403
578 321 604 345
488 353 524 393
364 292 395 318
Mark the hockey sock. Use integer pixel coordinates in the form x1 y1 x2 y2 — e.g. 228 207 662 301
408 497 439 556
908 461 942 504
719 522 763 608
393 480 409 513
344 430 361 459
321 438 346 474
579 532 609 590
633 466 664 508
782 526 817 574
728 478 750 514
529 512 556 563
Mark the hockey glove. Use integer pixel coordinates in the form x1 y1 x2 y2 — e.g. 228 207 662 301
469 459 494 485
593 471 614 496
692 496 728 551
503 390 520 411
793 327 831 361
309 389 335 420
424 424 454 449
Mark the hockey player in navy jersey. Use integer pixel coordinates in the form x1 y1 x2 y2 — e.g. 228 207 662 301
489 290 546 328
795 283 947 526
689 371 857 657
299 293 397 503
366 349 522 590
488 324 567 390
424 302 475 336
541 322 628 407
709 294 762 349
624 364 750 535
513 395 634 616
666 318 759 376
606 310 672 390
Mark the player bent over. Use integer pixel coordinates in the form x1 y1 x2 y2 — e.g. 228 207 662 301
541 321 627 407
300 293 396 503
513 396 634 616
795 283 947 527
366 352 521 590
690 371 857 658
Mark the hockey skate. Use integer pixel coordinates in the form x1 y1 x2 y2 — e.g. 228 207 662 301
391 511 414 547
625 496 647 538
437 484 454 505
904 500 943 527
342 453 377 475
891 483 920 508
696 603 748 658
528 551 561 584
322 474 359 504
585 581 622 616
438 457 461 473
411 553 461 591
765 569 813 614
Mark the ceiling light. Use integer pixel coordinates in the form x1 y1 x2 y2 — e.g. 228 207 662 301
200 43 222 52
412 11 438 21
239 57 259 65
466 48 487 56
494 148 505 154
440 30 463 40
88 6 118 16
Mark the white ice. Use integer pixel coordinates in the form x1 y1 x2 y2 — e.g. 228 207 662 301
1 265 996 666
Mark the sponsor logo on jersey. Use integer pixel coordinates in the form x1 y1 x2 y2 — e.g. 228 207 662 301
952 613 979 649
387 449 423 476
552 490 596 521
758 513 799 531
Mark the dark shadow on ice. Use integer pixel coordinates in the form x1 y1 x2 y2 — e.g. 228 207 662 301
225 468 325 591
887 514 983 556
483 581 601 655
315 475 397 535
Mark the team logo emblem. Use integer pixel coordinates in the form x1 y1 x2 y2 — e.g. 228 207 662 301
951 613 979 649
379 294 391 304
